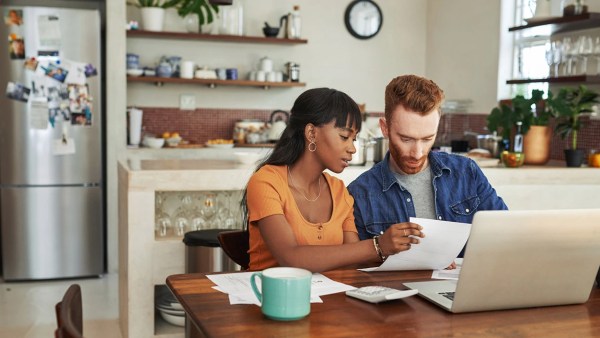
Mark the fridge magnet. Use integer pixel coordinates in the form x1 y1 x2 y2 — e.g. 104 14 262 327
52 136 76 156
63 60 87 85
8 34 25 59
24 57 39 71
30 76 49 98
5 81 30 102
30 99 49 130
37 15 61 50
4 9 23 26
71 111 91 126
84 63 97 77
41 62 68 82
38 50 59 57
67 84 89 112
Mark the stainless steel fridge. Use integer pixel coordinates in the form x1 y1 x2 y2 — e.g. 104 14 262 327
0 1 105 280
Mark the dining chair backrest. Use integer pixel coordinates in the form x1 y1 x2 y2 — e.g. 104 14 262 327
217 230 250 270
54 284 83 338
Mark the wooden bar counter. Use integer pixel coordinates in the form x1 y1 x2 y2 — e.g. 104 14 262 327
167 269 600 337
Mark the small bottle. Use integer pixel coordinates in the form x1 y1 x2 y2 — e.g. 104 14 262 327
513 121 524 153
288 5 301 39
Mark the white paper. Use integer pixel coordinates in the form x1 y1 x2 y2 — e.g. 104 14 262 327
63 60 87 85
30 99 48 129
431 258 463 280
361 218 471 272
52 137 75 155
206 271 355 306
37 15 61 50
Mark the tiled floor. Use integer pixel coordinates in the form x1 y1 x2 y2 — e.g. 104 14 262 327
0 273 122 338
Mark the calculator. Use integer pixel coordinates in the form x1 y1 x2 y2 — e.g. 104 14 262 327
345 286 418 303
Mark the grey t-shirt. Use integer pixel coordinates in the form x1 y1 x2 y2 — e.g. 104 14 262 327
392 165 436 219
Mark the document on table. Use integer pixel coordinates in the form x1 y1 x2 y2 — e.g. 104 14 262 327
361 218 471 272
431 258 463 280
206 272 355 305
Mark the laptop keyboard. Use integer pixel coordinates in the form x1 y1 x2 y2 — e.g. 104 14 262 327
439 292 455 301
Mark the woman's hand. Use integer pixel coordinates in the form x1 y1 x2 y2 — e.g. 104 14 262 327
377 222 424 257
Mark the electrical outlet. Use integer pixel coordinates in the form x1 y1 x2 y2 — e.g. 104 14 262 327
179 94 196 110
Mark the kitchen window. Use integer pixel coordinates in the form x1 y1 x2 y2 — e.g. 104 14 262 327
511 0 552 97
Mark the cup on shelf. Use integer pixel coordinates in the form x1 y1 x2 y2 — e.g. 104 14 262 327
266 71 277 82
256 70 266 82
180 61 195 79
226 68 238 80
216 68 227 80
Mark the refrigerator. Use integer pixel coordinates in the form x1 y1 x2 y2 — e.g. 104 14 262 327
0 1 105 280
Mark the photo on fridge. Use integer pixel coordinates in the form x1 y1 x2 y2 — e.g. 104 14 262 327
5 81 30 102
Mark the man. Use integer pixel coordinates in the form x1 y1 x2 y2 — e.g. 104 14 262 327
348 75 507 253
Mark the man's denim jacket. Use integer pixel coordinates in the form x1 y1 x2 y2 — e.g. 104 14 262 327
347 151 508 242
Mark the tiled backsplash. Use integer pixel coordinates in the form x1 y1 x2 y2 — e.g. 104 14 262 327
139 107 600 161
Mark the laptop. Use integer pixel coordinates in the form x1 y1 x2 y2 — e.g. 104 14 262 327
404 209 600 313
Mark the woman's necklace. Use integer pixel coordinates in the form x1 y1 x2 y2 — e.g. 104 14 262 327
288 166 322 202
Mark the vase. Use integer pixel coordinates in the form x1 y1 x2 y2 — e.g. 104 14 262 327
141 7 165 32
564 149 585 167
523 125 551 165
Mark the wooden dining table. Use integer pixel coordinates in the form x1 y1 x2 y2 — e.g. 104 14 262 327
166 269 600 337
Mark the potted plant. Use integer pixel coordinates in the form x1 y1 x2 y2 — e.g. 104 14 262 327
547 85 600 167
487 89 556 164
127 0 175 32
487 90 537 152
522 89 554 165
165 0 220 33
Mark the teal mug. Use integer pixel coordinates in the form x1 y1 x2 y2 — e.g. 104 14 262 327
250 267 312 321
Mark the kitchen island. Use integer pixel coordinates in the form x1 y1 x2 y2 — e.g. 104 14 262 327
118 153 600 338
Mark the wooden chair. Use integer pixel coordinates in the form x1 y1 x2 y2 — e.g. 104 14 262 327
54 284 83 338
217 230 250 270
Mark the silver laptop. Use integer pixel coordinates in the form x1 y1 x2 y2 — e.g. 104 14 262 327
404 209 600 313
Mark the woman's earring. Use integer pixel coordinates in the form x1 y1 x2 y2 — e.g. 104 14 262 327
308 139 317 152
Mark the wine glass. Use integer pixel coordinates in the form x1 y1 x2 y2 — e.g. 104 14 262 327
172 193 193 237
200 193 217 229
155 193 172 238
552 40 563 78
593 37 600 75
217 191 237 229
545 42 555 78
578 35 593 74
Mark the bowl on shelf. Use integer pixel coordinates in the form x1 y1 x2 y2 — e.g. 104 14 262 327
144 137 165 149
262 26 280 38
166 136 182 147
501 151 525 168
126 68 144 77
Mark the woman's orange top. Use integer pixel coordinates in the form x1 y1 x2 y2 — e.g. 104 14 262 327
246 165 357 271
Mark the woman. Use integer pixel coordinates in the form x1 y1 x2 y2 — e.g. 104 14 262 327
244 88 424 272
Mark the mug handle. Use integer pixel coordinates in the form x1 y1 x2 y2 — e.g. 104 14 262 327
250 272 263 303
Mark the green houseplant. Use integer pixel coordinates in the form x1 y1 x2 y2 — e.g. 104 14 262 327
487 90 555 165
547 85 600 167
165 0 220 32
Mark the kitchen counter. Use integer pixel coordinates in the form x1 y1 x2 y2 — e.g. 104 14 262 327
118 155 599 338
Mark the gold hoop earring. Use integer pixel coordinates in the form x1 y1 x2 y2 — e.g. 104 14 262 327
308 140 317 152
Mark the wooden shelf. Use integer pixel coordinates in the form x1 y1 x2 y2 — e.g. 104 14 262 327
127 76 305 89
509 12 600 34
506 75 600 84
126 29 308 44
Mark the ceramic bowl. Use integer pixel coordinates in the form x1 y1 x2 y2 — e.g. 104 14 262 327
145 137 164 149
126 68 144 77
501 151 525 168
262 26 280 38
166 136 182 147
159 310 185 326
